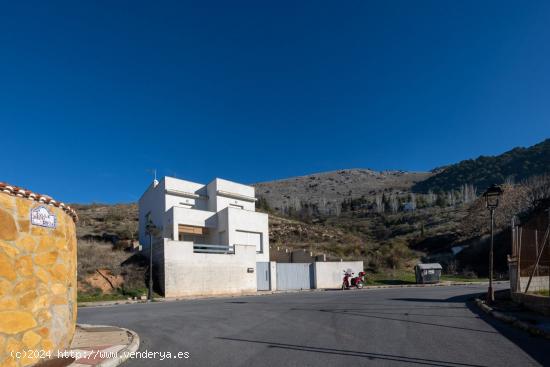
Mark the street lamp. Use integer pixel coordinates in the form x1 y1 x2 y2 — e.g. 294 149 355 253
483 184 503 304
145 220 160 301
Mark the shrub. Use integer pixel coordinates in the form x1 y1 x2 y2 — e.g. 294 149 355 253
77 240 147 294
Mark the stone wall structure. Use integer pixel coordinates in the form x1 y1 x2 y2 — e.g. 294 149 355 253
0 183 78 367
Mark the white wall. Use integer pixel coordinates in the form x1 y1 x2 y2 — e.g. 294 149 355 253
207 178 256 212
217 195 255 212
314 261 364 289
164 177 208 211
216 207 229 245
225 207 269 262
164 176 204 194
216 178 255 199
162 240 257 297
170 206 218 240
138 179 166 247
519 276 549 292
270 261 277 291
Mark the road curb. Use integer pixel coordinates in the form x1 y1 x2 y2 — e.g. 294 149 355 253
474 298 550 339
78 299 149 307
75 324 140 367
78 282 506 308
362 281 504 290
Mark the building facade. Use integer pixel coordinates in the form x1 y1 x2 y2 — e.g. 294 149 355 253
138 177 270 297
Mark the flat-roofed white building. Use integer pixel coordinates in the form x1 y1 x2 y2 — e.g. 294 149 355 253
138 176 271 297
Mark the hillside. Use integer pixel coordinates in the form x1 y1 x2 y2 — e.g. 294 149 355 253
413 138 550 193
71 203 144 299
72 203 138 246
254 169 432 216
72 138 550 295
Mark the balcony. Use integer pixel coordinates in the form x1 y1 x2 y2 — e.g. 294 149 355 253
166 206 218 240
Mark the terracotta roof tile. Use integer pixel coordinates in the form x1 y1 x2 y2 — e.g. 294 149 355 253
0 182 78 222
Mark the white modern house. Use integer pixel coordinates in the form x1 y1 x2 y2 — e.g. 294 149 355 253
138 176 272 297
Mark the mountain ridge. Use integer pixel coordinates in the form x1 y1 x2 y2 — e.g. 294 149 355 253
254 169 432 216
413 138 550 193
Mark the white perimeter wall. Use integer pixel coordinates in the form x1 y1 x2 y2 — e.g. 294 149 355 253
314 261 364 289
163 239 257 297
519 276 549 292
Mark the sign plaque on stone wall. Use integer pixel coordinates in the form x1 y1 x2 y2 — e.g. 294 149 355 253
30 205 57 228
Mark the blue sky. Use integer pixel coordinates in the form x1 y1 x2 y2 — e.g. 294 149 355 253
1 1 549 203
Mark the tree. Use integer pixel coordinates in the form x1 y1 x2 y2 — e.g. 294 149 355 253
461 183 477 204
256 196 271 213
333 200 341 217
447 191 455 207
389 194 399 214
436 193 446 207
319 197 327 215
427 190 436 206
409 193 417 211
525 174 550 206
375 194 384 213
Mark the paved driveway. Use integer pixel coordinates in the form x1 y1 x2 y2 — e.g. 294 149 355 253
78 285 550 366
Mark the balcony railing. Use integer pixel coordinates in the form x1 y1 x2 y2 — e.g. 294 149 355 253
193 243 235 254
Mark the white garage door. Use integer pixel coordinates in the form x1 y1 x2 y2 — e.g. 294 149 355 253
235 230 262 253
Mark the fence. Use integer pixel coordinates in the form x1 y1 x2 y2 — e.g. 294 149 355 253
276 263 314 290
509 211 550 293
193 243 235 254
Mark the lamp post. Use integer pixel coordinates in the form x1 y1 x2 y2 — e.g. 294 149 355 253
145 220 160 301
483 184 503 304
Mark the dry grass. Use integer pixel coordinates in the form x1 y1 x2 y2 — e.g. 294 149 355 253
77 240 129 278
77 240 147 295
72 203 138 243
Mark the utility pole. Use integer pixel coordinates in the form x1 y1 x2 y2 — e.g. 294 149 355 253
488 207 495 303
146 220 160 301
547 209 550 295
149 231 153 301
483 184 503 304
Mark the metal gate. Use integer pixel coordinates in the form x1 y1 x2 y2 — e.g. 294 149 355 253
276 263 314 290
256 262 270 291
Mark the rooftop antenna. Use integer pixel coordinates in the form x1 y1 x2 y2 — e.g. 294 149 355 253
147 169 159 187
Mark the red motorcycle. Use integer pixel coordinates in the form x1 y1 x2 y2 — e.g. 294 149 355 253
341 270 365 290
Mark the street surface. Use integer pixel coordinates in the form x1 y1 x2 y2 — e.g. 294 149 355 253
78 285 550 366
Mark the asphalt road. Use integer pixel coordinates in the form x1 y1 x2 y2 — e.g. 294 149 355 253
78 285 550 367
